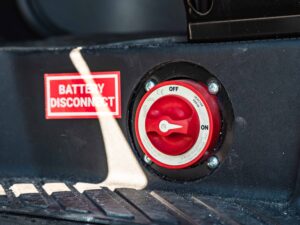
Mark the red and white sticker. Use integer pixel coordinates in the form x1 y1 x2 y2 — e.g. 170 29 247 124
44 72 121 119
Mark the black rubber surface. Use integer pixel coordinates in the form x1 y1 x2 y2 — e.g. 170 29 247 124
0 180 299 225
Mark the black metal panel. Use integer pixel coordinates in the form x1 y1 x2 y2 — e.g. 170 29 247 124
0 38 297 203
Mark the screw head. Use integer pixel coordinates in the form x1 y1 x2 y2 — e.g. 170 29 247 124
207 156 219 169
145 80 157 92
143 155 152 165
207 80 220 95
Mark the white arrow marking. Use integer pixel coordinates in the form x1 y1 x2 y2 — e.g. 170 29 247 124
159 120 183 133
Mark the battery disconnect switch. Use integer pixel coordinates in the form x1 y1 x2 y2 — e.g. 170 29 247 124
135 80 221 169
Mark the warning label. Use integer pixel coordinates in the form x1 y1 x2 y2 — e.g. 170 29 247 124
44 72 121 119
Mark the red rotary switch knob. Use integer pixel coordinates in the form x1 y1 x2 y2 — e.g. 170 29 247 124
135 80 221 169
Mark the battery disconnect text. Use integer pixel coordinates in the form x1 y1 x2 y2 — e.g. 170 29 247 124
45 72 121 119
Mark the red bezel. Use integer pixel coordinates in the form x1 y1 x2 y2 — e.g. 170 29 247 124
135 80 221 169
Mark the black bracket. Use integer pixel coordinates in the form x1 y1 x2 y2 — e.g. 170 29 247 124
184 0 300 42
